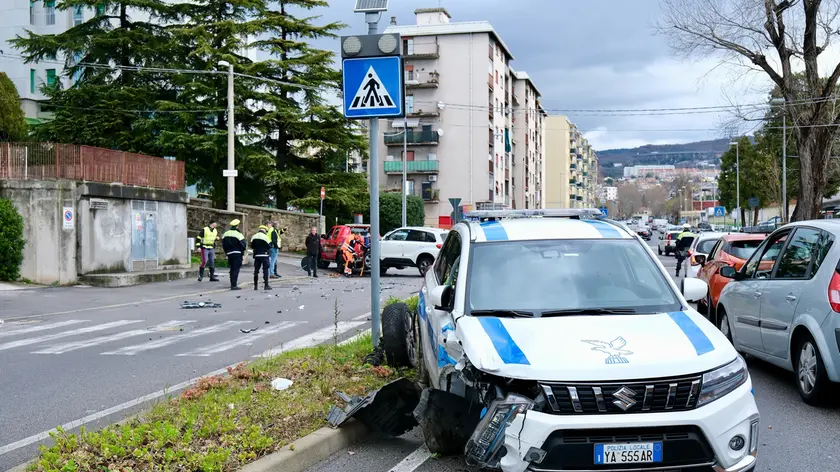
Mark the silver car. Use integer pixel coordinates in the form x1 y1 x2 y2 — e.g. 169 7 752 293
716 220 839 405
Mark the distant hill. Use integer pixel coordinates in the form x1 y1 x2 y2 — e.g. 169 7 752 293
597 138 730 179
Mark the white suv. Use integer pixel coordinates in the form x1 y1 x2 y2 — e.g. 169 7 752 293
382 209 759 472
380 227 448 275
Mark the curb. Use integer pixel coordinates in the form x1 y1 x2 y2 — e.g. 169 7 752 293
239 420 369 472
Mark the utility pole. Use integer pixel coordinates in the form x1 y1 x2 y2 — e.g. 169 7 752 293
782 113 787 223
367 15 382 347
220 60 236 212
729 140 740 225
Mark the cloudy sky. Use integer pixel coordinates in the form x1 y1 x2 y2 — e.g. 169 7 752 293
306 0 774 151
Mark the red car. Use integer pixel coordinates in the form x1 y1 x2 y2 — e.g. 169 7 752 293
696 233 766 322
318 224 370 269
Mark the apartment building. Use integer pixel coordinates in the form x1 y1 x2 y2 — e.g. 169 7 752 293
544 116 599 208
379 8 546 226
0 0 97 121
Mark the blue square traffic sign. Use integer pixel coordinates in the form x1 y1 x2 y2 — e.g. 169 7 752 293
342 56 404 119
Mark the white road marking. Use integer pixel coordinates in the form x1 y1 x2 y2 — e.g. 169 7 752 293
0 320 141 351
352 312 371 321
388 445 432 472
0 320 88 338
32 320 196 355
0 319 373 458
101 321 243 355
338 328 371 346
253 321 367 358
176 321 305 357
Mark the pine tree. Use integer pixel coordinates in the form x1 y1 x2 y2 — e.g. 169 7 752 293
0 72 27 141
251 0 368 212
10 0 179 151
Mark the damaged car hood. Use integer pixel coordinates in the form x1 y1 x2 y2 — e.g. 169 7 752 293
456 311 735 382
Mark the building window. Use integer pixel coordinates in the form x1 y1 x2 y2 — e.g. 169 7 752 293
73 6 83 25
46 69 57 87
489 43 494 58
45 1 56 25
495 70 498 83
406 94 414 114
30 69 36 93
30 1 35 25
403 38 414 55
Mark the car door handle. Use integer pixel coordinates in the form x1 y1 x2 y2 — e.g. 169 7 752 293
753 291 762 298
785 295 797 302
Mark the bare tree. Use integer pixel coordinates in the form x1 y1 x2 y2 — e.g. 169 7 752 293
658 0 840 220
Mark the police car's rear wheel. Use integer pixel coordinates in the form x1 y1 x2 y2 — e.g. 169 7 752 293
382 303 417 368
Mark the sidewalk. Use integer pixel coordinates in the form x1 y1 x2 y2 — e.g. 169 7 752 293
0 260 308 321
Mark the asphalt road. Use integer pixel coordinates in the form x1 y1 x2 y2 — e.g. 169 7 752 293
305 234 840 472
0 255 423 471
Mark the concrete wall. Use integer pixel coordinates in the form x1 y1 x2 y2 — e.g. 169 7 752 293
0 180 78 284
77 196 130 274
187 199 323 252
545 116 572 209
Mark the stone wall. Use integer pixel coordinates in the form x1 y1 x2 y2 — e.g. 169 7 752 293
187 198 324 252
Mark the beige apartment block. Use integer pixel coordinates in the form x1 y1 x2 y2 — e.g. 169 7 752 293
379 8 546 226
544 116 599 209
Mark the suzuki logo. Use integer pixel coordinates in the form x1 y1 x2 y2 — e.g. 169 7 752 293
612 386 637 411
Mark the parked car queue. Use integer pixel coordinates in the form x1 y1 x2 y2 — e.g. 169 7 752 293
684 220 840 405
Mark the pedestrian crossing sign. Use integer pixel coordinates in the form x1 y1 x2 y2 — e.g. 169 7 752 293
342 56 404 118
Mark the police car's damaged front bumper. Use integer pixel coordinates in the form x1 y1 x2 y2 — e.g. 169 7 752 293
462 376 759 472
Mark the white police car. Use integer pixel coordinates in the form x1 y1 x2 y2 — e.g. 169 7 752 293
382 209 759 472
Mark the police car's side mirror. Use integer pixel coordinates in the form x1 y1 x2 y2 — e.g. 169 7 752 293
430 285 453 312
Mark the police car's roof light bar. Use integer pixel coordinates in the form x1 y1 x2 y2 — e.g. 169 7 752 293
464 208 605 220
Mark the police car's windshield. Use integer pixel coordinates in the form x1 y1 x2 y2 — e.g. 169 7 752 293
466 239 681 316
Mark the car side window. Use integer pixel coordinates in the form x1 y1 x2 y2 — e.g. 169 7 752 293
329 228 340 240
707 240 723 261
746 231 789 279
406 230 427 242
387 230 409 241
434 231 462 284
424 232 437 243
773 228 825 280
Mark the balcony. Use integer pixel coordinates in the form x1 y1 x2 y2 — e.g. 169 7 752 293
404 43 439 59
383 160 439 174
407 108 440 118
570 163 577 169
576 195 583 201
488 74 494 90
423 188 441 202
569 178 576 184
384 129 438 145
405 71 440 89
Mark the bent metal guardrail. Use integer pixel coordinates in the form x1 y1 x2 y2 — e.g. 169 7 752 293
0 142 185 191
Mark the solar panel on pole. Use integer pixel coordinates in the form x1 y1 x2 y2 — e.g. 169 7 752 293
354 0 389 12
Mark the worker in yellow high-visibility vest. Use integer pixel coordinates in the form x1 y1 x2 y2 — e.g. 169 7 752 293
195 220 220 282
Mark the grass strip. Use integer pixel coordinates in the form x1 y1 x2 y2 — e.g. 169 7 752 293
31 334 409 472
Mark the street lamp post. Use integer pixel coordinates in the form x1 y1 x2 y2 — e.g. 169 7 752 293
729 140 739 224
402 116 407 227
219 60 236 212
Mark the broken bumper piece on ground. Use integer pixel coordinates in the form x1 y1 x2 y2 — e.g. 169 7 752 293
326 377 420 437
180 301 222 309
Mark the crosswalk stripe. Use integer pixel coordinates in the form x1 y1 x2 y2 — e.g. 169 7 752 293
0 320 142 351
101 321 243 356
32 320 196 355
0 320 88 339
254 320 367 358
176 321 306 357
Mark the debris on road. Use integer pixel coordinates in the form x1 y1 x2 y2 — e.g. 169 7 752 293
181 301 222 309
326 377 420 436
240 327 259 333
271 378 293 391
298 305 305 310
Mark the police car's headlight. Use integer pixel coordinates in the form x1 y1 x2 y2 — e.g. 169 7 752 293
465 394 534 468
697 355 748 407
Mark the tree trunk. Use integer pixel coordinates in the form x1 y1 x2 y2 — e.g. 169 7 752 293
753 207 759 226
740 207 746 227
792 133 830 221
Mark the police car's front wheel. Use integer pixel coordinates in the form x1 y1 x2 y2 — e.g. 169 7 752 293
382 302 417 368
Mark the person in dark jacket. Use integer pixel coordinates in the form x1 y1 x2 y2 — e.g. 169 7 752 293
266 221 279 279
305 226 321 278
221 219 246 290
251 225 273 290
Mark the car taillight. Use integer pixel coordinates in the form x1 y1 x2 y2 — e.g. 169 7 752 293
828 271 840 313
436 243 442 249
667 234 672 241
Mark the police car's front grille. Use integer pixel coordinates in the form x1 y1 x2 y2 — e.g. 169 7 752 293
540 375 703 415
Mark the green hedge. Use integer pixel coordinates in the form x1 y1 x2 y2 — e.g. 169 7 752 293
0 199 25 281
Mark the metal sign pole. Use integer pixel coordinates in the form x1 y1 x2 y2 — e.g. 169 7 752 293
366 15 382 348
402 115 407 227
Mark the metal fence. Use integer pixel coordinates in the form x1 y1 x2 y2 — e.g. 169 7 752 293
0 142 185 191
